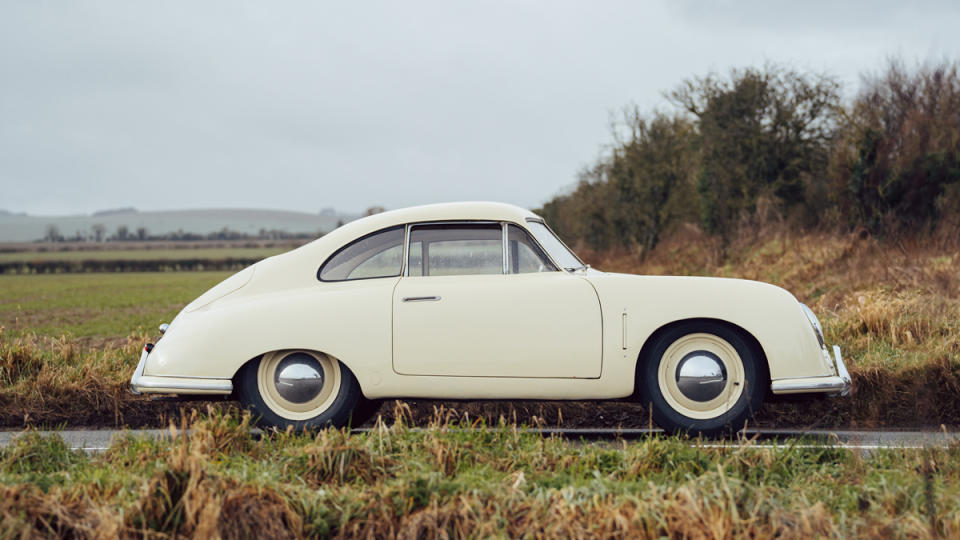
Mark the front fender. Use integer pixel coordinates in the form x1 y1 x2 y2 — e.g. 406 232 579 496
587 274 835 381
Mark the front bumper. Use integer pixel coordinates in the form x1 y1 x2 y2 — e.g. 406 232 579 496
770 345 852 396
130 344 233 395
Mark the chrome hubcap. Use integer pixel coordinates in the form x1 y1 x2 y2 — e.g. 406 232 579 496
273 353 325 404
675 351 727 402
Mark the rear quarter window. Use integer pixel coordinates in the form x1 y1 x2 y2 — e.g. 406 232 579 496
318 226 405 281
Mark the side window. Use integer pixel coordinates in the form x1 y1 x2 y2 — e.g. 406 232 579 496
507 224 557 273
408 224 502 277
318 226 404 281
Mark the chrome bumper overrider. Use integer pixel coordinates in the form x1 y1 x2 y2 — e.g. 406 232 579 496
130 345 233 395
770 345 852 396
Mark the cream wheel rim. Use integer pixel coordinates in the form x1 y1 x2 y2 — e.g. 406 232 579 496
257 350 341 421
657 333 745 420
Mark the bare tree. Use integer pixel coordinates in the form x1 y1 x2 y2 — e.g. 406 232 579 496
91 223 106 242
44 224 62 242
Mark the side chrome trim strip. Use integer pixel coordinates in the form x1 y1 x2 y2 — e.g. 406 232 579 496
621 312 627 350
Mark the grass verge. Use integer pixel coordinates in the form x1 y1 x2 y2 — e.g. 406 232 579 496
0 408 958 538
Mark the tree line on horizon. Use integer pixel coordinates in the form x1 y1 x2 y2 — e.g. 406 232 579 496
537 58 960 254
33 207 387 243
40 224 320 243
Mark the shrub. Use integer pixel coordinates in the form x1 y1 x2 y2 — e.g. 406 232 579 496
830 59 960 233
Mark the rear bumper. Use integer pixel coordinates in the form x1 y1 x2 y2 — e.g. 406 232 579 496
130 345 233 395
770 345 852 396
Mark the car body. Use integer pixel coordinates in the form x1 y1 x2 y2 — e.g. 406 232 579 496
131 202 850 434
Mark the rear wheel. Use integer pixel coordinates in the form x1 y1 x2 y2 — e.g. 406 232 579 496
236 350 365 430
638 321 767 436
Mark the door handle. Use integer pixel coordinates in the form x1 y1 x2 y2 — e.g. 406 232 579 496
402 296 441 302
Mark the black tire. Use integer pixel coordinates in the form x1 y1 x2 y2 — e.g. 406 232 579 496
637 320 767 437
348 398 384 427
235 351 364 430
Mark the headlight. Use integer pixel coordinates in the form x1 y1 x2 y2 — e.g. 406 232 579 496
800 303 825 348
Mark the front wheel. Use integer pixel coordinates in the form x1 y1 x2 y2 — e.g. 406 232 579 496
235 350 365 430
638 321 767 436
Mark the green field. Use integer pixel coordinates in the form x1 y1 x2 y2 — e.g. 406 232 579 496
0 272 229 338
0 247 286 263
0 412 957 538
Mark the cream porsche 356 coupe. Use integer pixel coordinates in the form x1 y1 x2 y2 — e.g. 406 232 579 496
131 202 850 434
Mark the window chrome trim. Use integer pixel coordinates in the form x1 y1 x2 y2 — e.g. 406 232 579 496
401 224 411 277
523 218 585 271
317 225 405 282
518 221 573 272
503 222 561 274
501 222 509 274
403 220 505 277
408 220 503 226
397 219 570 277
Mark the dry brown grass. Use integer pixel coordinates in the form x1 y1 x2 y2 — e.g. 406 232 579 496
4 409 958 539
0 330 159 427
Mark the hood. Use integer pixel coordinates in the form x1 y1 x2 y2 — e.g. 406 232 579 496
587 271 799 306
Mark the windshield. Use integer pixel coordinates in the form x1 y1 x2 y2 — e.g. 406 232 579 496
526 221 585 271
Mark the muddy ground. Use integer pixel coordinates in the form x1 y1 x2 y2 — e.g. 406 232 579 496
3 357 958 430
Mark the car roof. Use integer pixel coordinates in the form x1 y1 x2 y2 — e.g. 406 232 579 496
278 202 544 269
353 201 541 229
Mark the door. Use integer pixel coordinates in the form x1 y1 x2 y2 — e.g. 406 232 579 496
392 223 602 378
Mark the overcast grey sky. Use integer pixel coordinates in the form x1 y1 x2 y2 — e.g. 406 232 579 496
2 1 959 216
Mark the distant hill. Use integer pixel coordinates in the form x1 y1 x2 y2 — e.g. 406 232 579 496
91 207 138 217
0 208 358 242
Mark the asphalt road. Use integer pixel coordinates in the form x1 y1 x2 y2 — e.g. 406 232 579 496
1 428 957 453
